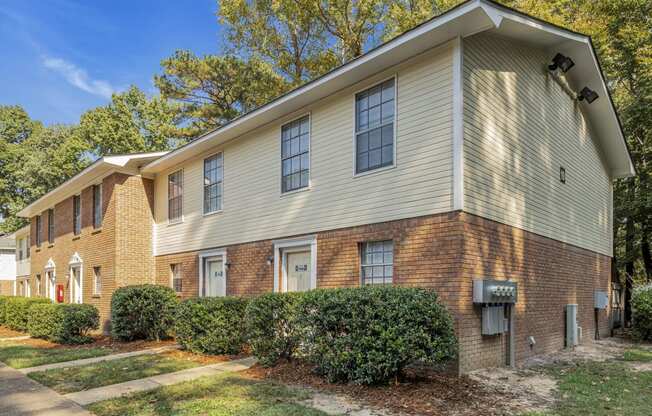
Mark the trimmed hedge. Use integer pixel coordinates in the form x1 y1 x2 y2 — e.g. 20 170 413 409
4 297 52 331
111 284 178 341
175 297 249 354
0 295 9 324
28 303 99 344
245 292 303 366
295 286 457 385
632 284 652 341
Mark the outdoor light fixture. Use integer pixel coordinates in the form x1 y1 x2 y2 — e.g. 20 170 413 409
548 53 575 73
266 256 274 266
577 87 599 104
225 262 232 271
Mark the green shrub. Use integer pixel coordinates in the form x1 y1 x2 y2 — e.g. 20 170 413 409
111 284 178 341
245 292 304 366
0 295 9 324
28 303 99 344
4 297 51 331
632 285 652 341
295 286 457 385
175 297 249 355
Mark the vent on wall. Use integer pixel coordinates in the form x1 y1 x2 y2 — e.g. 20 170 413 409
560 167 566 184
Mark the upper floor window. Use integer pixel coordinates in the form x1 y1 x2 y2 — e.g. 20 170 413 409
73 194 81 235
47 208 55 243
355 78 395 174
361 240 394 285
168 170 183 223
16 237 27 261
204 154 223 214
93 184 103 229
36 215 43 247
281 115 310 193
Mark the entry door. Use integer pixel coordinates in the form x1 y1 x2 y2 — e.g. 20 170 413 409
285 250 311 292
47 271 56 302
71 267 82 304
203 257 225 297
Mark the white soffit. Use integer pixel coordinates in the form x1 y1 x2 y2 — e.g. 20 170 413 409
17 151 168 218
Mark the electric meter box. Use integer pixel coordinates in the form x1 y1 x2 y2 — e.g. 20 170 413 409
594 291 609 310
473 279 517 304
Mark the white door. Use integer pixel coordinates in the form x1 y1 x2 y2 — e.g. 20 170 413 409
203 257 225 297
71 266 82 304
47 271 56 302
285 250 311 292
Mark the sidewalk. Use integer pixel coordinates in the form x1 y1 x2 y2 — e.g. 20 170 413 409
65 356 257 406
0 362 92 416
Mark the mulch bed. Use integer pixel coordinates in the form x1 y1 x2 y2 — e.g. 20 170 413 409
0 326 26 338
242 360 517 416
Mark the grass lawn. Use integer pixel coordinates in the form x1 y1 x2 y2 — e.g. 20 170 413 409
622 348 652 362
0 343 112 369
88 372 331 416
29 353 206 394
524 361 652 416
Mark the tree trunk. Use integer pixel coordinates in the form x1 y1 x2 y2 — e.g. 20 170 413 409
641 223 652 281
624 213 635 327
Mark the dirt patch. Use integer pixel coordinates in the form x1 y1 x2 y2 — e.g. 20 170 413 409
0 326 26 338
0 333 177 352
242 360 519 416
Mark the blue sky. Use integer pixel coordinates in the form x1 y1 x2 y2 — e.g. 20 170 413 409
0 0 222 125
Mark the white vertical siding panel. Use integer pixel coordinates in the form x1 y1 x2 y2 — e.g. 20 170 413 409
154 42 455 255
463 34 612 256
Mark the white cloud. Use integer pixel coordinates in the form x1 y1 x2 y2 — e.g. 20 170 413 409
42 56 116 99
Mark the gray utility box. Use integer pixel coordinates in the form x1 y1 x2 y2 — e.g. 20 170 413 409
481 305 506 335
594 291 609 310
473 279 518 304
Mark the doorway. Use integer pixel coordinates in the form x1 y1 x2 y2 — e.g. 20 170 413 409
202 256 226 297
46 270 56 302
70 266 82 304
282 248 312 292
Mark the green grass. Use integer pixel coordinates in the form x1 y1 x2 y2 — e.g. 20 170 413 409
0 344 113 369
88 372 332 416
525 361 652 416
623 349 652 362
29 353 203 394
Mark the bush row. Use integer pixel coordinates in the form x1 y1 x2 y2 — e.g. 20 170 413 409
3 297 51 331
632 284 652 341
28 303 99 344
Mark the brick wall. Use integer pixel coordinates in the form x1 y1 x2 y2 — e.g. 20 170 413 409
155 211 611 372
29 173 154 332
0 280 13 295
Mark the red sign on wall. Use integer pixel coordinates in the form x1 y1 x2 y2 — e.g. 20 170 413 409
56 285 64 303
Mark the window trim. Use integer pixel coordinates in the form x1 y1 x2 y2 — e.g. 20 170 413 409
360 240 394 285
167 169 184 224
170 263 183 293
73 194 82 236
92 184 103 229
352 75 398 178
202 152 224 216
280 113 312 195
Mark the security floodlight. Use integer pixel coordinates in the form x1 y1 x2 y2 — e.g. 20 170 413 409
577 87 599 104
548 53 575 73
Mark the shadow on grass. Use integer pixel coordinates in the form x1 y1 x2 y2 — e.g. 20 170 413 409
0 344 111 369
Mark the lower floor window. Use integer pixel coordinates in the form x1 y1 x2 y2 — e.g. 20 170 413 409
93 266 101 295
171 263 182 293
361 240 394 285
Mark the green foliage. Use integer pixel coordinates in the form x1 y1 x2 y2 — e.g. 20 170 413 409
27 303 99 344
244 292 304 366
175 297 249 355
0 295 9 324
632 285 652 340
78 86 183 155
111 285 178 341
4 297 51 331
295 286 457 385
155 52 289 138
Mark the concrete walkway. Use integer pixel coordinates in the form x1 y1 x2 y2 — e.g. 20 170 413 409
19 345 180 374
65 356 257 406
0 362 92 416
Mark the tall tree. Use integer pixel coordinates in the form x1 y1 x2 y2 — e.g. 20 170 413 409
383 0 461 39
155 51 289 137
78 86 182 156
218 0 339 84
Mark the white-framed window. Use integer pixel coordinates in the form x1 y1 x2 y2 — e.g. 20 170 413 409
168 170 183 223
281 115 310 193
73 194 82 235
171 263 182 293
17 237 27 261
93 266 101 295
361 240 394 285
47 208 55 243
93 184 103 228
36 215 43 246
355 78 396 174
203 154 223 214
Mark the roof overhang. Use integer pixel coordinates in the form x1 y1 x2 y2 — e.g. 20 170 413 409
17 151 168 218
141 0 634 179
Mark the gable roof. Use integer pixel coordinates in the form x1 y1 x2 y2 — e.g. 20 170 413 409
18 151 168 218
141 0 634 179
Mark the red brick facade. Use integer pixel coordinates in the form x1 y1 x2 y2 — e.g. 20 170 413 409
155 211 611 372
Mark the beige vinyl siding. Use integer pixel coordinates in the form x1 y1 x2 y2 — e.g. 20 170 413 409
154 41 454 255
463 34 612 256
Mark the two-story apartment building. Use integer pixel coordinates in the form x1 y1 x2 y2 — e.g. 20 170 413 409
0 232 18 296
16 1 634 372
